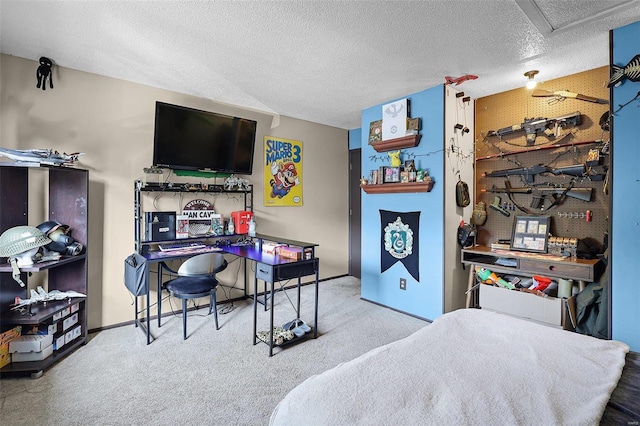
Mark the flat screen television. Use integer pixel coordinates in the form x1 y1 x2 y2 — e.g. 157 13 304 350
152 101 257 175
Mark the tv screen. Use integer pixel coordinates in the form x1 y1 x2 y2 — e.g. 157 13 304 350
152 102 257 175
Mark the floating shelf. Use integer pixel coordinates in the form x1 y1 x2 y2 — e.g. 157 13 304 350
371 134 421 152
360 180 434 194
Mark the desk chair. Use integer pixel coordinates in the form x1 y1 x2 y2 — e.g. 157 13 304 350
160 252 228 339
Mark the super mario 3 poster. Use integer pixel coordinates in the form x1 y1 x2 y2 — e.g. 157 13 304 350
264 136 303 206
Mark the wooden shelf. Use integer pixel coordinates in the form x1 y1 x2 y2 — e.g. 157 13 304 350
360 180 434 194
371 134 421 152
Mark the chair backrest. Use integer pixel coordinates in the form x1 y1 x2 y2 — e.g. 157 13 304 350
177 252 228 277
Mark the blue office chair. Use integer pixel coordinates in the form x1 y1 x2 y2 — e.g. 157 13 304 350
160 252 228 339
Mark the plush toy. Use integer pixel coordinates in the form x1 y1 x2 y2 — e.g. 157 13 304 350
36 56 54 90
388 150 401 167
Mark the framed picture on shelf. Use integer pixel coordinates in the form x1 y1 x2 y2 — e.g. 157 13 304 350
510 215 551 253
369 120 382 144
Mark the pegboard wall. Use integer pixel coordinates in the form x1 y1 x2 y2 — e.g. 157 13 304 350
474 66 610 249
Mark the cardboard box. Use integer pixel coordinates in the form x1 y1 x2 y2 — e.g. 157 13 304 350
176 214 189 239
9 334 54 353
231 211 253 234
480 284 561 326
62 312 79 331
64 324 83 345
262 242 285 255
70 325 82 340
210 214 225 236
0 326 22 368
12 344 53 362
279 246 303 260
53 334 66 351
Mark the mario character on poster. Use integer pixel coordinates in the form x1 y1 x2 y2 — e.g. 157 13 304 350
264 136 303 206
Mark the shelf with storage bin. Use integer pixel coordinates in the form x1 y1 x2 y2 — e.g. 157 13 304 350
0 163 89 378
371 134 421 152
360 180 434 194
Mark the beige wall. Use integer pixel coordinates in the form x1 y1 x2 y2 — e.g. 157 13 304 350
0 54 350 329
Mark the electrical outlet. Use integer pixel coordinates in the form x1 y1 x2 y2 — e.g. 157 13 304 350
400 278 407 290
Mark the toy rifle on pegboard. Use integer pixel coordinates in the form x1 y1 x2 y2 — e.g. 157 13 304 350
486 111 581 146
532 89 609 105
483 180 593 213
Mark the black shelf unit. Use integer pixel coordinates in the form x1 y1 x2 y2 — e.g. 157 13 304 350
0 163 89 378
133 180 253 253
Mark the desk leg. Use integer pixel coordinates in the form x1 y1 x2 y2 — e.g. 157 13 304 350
296 276 301 318
146 264 151 345
157 265 163 328
465 263 475 309
134 292 138 328
314 268 319 338
253 275 258 345
269 279 275 357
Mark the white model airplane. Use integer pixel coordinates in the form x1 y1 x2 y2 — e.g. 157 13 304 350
11 286 87 311
0 148 83 166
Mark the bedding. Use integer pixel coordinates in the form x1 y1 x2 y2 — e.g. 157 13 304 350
270 308 630 425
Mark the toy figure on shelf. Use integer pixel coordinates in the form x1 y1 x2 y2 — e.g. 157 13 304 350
388 150 402 168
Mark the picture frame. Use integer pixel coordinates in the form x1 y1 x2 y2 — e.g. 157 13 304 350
368 120 382 144
510 215 551 253
404 159 415 172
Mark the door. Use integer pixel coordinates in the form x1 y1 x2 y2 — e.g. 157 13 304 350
349 149 361 277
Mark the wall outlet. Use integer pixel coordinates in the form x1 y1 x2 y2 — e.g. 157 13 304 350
400 278 407 290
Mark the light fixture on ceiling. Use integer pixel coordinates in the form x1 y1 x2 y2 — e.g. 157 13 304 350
524 70 539 89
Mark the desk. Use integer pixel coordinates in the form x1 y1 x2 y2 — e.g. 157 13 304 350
224 243 320 357
461 246 602 317
131 235 319 357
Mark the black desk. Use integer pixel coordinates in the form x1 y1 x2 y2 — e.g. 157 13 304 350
223 244 319 356
133 235 319 357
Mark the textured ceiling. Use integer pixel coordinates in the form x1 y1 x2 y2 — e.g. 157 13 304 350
1 0 640 130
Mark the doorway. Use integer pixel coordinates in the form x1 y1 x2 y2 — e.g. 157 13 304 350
349 148 361 277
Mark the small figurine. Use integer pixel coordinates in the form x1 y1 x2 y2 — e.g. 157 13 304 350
360 176 368 185
36 57 54 90
388 150 402 168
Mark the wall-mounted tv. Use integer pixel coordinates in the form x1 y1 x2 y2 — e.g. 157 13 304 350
152 101 257 175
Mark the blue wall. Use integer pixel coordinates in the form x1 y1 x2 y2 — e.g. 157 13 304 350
611 21 640 351
360 86 445 320
349 128 362 150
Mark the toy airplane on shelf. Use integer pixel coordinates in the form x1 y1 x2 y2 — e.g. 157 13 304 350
11 286 87 312
0 147 83 166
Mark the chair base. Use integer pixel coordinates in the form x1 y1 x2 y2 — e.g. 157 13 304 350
165 278 219 340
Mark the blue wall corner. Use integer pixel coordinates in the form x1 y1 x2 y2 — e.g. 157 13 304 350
349 128 362 150
611 20 640 352
360 86 445 320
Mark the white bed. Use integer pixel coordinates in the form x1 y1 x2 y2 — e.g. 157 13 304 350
270 308 629 425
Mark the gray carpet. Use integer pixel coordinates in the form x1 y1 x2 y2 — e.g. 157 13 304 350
0 276 428 425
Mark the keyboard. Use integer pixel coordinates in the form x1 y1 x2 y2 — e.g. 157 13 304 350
158 241 207 252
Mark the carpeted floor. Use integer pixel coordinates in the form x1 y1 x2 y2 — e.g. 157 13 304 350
0 276 428 425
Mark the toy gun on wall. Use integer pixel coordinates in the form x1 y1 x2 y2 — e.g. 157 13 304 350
486 111 581 145
482 163 586 184
532 89 609 104
483 180 593 212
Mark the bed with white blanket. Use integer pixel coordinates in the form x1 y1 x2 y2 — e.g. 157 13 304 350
270 308 637 425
